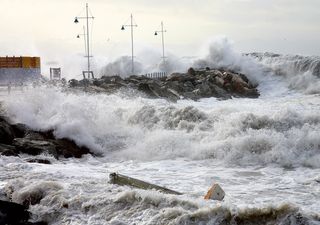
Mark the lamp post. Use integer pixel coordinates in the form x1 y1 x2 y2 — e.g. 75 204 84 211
121 14 138 75
77 26 87 57
154 21 167 63
74 3 94 79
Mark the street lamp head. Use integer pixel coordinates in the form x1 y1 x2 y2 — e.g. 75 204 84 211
74 17 79 23
154 31 158 36
121 25 125 30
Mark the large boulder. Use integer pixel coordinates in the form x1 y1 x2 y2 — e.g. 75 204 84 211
0 200 47 225
53 138 90 158
12 137 90 158
0 115 93 159
0 200 29 224
0 120 15 144
12 138 58 158
11 123 29 138
0 143 18 156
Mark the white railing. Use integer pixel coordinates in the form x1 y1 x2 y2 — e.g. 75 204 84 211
144 72 167 79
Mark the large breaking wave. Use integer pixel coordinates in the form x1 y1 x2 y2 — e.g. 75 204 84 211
249 52 320 94
2 87 320 168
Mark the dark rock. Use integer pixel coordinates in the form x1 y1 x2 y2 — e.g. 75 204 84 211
24 132 46 140
11 123 29 138
166 73 196 83
101 75 124 83
165 81 185 93
53 138 90 158
0 143 18 156
0 200 47 225
68 68 259 101
0 200 29 224
12 138 58 158
0 121 15 144
187 67 196 76
195 81 212 97
0 115 93 159
138 83 157 97
68 79 79 87
26 158 51 164
24 130 54 140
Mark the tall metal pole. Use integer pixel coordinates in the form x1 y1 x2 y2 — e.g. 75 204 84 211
74 3 94 79
130 14 134 74
86 3 90 76
121 14 137 75
154 22 167 64
161 21 165 63
83 26 87 56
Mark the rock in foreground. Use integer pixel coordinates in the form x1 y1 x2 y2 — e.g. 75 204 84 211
0 115 91 159
0 200 47 225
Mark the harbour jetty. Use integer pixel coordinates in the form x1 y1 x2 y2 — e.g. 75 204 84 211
69 67 260 101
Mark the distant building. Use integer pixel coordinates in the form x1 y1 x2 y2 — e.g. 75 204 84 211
0 56 41 84
50 68 61 80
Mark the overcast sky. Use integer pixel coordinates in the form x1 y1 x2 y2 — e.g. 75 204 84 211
0 0 319 76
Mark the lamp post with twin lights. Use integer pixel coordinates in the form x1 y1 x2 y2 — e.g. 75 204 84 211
121 14 138 75
154 21 167 63
74 3 94 79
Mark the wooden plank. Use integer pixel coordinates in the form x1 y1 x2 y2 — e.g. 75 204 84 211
109 173 182 195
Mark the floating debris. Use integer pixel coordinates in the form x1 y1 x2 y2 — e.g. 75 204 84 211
109 173 182 195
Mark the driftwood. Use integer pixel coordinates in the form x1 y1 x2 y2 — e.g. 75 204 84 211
109 173 182 195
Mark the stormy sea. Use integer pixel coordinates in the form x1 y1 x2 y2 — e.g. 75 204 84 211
0 39 320 225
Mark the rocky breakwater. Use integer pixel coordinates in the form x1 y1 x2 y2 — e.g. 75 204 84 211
69 68 259 101
0 110 93 224
0 115 92 161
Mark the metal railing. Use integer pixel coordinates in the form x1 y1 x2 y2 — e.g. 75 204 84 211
144 72 167 79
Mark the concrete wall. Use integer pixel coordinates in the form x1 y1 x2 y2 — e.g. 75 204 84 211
0 68 41 84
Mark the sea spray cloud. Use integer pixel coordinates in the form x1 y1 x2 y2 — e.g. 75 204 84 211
100 52 190 77
101 56 143 77
193 37 265 84
99 37 266 86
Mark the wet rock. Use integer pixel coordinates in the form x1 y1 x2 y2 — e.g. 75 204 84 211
0 200 29 224
26 158 51 164
53 138 90 158
0 114 93 159
0 143 18 156
12 138 58 158
11 123 29 138
0 200 47 225
0 120 15 144
70 68 259 101
68 79 79 87
187 67 196 76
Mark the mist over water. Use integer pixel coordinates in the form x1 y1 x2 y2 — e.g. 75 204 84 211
1 37 320 224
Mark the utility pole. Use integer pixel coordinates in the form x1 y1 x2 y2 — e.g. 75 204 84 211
121 14 138 75
86 3 90 77
154 21 167 63
77 26 87 57
74 3 95 79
